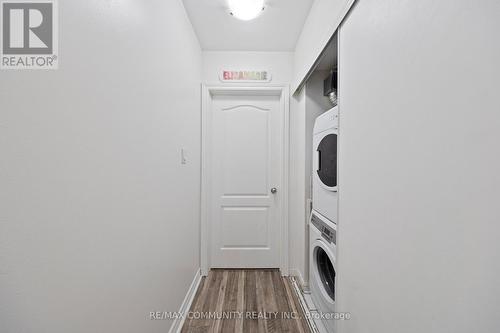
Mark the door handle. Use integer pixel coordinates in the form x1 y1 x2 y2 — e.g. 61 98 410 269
271 188 278 194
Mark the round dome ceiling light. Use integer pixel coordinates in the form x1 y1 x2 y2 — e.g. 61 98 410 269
228 0 265 21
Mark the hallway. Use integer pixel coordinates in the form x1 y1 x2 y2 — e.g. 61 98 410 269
181 270 311 333
2 1 500 333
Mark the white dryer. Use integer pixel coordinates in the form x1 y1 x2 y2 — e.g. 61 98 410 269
309 211 336 333
312 106 338 223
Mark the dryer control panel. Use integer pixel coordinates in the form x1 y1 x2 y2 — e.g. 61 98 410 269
311 214 336 245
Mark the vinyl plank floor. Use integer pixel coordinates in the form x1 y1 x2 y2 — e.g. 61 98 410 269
181 269 311 333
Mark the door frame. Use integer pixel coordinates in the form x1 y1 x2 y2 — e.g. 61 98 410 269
200 85 290 276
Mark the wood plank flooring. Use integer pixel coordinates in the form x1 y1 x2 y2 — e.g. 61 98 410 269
181 269 311 333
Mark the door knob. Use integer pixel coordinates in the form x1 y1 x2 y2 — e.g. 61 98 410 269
271 188 278 194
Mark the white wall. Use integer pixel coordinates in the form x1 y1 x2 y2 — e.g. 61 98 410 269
202 51 293 85
292 0 354 92
289 88 307 284
0 1 201 333
337 1 500 332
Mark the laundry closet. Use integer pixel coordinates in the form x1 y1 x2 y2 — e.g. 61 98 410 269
298 34 339 333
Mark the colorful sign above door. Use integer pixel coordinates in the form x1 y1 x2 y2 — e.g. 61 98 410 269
220 70 272 83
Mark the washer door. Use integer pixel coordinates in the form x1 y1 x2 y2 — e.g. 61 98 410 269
316 132 337 191
313 241 336 304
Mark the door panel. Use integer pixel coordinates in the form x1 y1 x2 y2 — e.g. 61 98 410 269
220 207 269 248
210 94 282 268
221 107 269 196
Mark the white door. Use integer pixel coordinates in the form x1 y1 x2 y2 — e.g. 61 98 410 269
208 91 283 268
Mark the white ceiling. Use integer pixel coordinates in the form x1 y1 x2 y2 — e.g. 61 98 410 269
182 0 314 51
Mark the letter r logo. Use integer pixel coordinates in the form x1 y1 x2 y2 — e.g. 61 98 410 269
2 1 53 54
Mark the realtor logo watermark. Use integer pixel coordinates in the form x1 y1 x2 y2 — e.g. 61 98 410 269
1 0 58 69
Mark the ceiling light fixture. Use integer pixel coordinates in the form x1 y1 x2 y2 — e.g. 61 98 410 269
228 0 265 21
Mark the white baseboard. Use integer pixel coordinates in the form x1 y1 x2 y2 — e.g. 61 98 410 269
289 276 320 333
168 268 202 333
290 268 308 290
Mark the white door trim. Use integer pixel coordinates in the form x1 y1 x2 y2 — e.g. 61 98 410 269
201 85 290 276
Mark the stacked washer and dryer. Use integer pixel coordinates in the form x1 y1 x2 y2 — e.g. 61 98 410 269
309 106 338 333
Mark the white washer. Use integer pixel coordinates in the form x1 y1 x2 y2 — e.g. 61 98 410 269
312 106 338 223
309 210 336 333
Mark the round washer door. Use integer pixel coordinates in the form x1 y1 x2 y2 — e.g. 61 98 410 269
312 240 336 304
316 132 337 191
